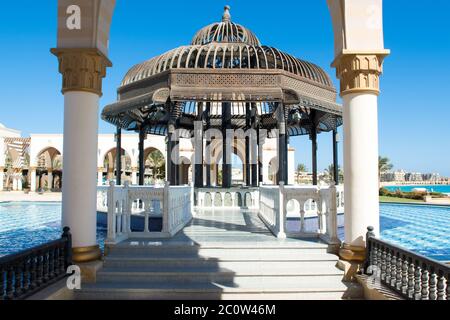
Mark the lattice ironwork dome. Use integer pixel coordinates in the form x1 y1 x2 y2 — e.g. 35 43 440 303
121 6 333 89
191 5 261 46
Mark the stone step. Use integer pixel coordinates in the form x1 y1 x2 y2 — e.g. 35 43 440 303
97 266 343 284
105 248 335 262
104 257 340 269
76 280 361 300
108 241 329 256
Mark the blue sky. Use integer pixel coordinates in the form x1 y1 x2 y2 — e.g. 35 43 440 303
0 1 449 176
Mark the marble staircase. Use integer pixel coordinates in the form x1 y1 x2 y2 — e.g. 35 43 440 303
75 210 362 300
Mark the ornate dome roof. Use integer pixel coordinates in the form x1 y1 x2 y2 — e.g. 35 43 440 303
120 6 335 90
191 6 261 46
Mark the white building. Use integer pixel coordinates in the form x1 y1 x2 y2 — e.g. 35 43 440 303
1 130 296 192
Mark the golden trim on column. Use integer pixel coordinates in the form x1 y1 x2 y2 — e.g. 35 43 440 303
97 167 104 173
72 245 102 263
332 51 389 97
51 48 112 96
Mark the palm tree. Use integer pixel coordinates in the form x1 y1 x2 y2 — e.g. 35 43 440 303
379 156 394 182
147 151 165 182
295 164 307 184
324 164 343 184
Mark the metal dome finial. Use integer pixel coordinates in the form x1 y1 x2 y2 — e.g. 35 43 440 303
222 5 231 22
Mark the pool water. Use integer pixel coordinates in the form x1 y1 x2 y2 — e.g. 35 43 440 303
0 202 449 262
385 185 450 194
0 202 106 257
377 204 450 261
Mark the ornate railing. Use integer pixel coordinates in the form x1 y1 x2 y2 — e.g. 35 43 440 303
104 182 193 244
194 187 260 210
259 183 341 245
0 228 72 300
364 227 450 300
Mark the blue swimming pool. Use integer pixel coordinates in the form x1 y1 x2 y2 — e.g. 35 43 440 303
385 185 450 194
377 204 450 261
0 202 449 261
0 202 106 257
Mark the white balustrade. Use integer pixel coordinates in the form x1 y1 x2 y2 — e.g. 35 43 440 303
101 182 193 244
259 183 342 245
98 181 343 246
194 187 260 210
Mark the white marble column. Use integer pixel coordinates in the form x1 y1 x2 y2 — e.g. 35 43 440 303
343 93 380 246
333 52 388 262
97 168 104 186
61 91 101 262
47 170 53 190
131 168 138 185
30 168 37 192
17 175 23 191
52 47 111 263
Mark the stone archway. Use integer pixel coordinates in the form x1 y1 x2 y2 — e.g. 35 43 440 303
35 147 62 192
144 147 166 185
53 0 388 264
102 147 132 185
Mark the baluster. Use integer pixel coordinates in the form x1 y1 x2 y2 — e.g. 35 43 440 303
407 258 415 299
300 209 305 233
446 274 450 301
59 244 66 274
144 205 149 234
429 268 437 300
29 253 37 290
0 268 4 300
48 248 55 279
437 272 446 301
22 258 30 294
372 244 378 273
54 247 60 276
53 247 58 277
390 252 397 288
380 246 387 282
421 266 429 300
43 251 49 283
36 253 43 286
414 263 422 300
401 256 408 295
385 250 392 284
14 262 23 298
396 254 403 291
376 244 383 274
6 266 14 300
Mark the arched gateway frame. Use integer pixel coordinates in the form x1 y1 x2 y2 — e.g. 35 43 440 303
53 1 388 265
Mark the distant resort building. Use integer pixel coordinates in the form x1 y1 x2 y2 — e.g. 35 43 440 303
380 169 442 184
0 123 296 192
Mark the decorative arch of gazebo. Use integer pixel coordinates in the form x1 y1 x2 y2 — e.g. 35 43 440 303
102 6 343 190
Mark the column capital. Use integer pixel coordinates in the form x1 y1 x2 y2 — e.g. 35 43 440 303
332 50 390 97
51 48 112 96
29 166 37 171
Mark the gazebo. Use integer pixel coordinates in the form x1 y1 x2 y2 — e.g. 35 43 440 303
102 6 342 189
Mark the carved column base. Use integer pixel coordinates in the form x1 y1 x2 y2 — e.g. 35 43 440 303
72 245 102 263
339 243 366 262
